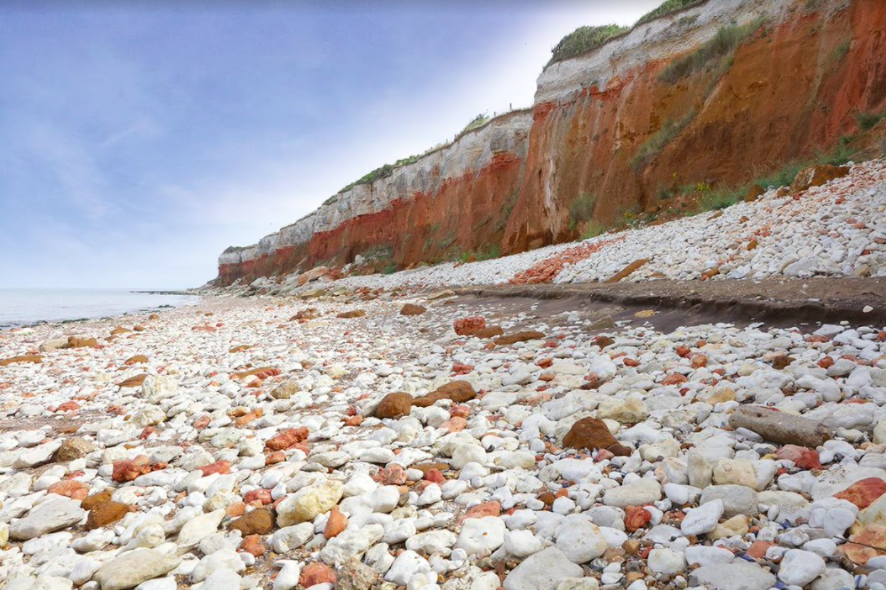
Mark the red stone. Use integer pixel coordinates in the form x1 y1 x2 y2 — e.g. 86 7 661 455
510 238 623 285
324 506 348 539
343 415 363 426
459 501 501 524
57 401 80 412
235 409 263 427
595 449 615 462
835 478 886 509
265 427 309 451
624 506 652 532
226 502 246 517
450 405 470 418
844 524 886 564
266 451 286 465
452 363 474 375
454 316 486 336
424 469 446 484
240 534 266 557
775 445 821 470
300 563 337 587
48 480 89 500
747 540 774 560
439 417 467 433
662 373 688 386
199 460 231 476
244 489 273 505
375 464 407 485
690 354 708 368
112 455 151 483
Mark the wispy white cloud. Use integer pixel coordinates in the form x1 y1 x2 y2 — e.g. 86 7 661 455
25 125 116 221
98 118 161 149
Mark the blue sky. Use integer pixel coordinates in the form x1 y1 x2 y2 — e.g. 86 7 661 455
0 1 658 289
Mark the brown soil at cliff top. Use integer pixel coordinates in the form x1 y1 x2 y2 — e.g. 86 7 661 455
452 277 886 333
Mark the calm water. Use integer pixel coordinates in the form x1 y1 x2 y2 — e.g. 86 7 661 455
0 289 200 328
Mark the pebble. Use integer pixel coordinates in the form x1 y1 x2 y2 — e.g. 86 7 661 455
778 549 826 587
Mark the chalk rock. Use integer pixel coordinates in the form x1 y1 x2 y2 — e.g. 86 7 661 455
503 547 584 590
10 497 85 540
94 548 181 590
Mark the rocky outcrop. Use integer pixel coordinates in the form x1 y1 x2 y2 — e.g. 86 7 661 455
217 0 886 284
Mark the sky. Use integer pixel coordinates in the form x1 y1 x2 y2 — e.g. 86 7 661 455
0 0 660 289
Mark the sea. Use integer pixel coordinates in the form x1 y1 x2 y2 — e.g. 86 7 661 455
0 289 201 329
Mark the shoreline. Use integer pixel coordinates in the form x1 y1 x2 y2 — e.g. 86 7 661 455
0 291 202 332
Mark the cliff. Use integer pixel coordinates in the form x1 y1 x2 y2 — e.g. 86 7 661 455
217 0 886 285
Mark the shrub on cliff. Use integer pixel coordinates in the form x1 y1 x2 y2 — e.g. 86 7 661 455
637 0 705 26
462 113 490 134
632 109 698 171
548 24 629 66
568 193 597 230
336 154 421 195
856 111 884 132
658 19 764 83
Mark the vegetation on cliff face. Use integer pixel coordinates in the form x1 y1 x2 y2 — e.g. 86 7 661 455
548 25 630 66
857 111 885 131
637 0 706 26
658 19 766 83
633 109 699 171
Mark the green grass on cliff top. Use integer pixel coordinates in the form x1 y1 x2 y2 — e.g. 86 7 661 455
637 0 706 26
547 24 630 66
546 0 707 68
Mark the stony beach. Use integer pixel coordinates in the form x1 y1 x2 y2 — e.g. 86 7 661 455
1 161 886 590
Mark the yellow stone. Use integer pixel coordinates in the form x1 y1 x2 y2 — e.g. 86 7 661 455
699 387 735 405
713 459 758 489
710 515 748 540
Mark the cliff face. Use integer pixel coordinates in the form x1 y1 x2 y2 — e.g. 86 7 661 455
505 0 886 252
217 0 886 285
